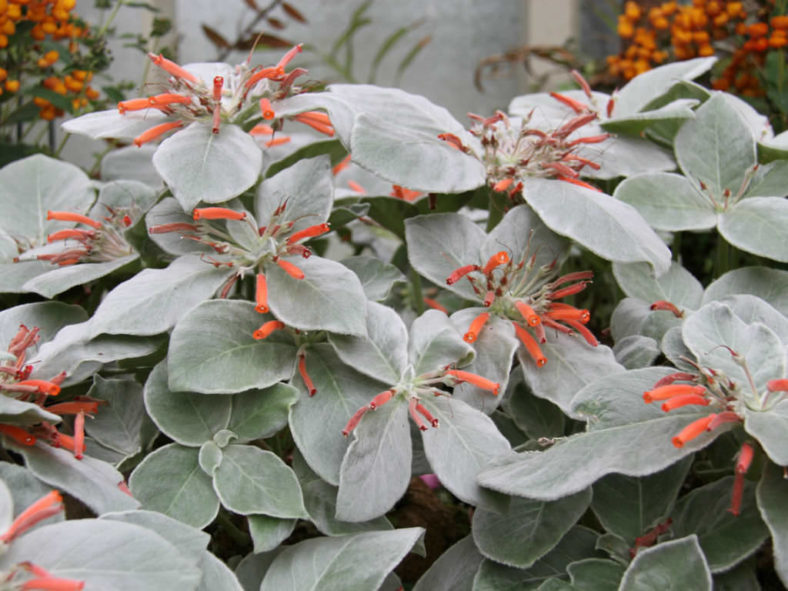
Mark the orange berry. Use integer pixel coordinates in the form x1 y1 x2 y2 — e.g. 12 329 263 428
706 1 721 16
693 31 710 43
769 35 787 49
30 24 46 40
85 86 100 100
6 4 20 19
712 13 728 27
653 16 669 29
662 2 678 16
698 43 715 56
4 79 20 92
33 96 50 107
71 69 87 81
772 16 788 31
618 16 634 38
39 105 57 120
1 19 14 34
44 50 59 63
41 20 57 34
0 34 7 48
747 22 769 38
0 67 6 82
625 1 641 20
64 75 82 92
726 2 743 17
37 57 50 68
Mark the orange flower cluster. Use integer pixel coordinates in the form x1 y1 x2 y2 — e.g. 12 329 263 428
712 14 788 96
608 1 748 80
0 0 99 118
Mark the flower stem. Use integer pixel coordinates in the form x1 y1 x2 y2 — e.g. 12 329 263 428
409 266 425 316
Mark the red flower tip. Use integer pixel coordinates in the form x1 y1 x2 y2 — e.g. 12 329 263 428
0 490 63 543
369 389 395 410
408 397 428 431
193 207 246 221
253 320 285 340
736 442 755 474
446 264 479 285
445 369 499 395
767 378 788 392
297 352 316 396
671 415 714 448
482 251 510 274
342 406 369 437
46 211 102 230
650 300 684 318
644 384 705 404
549 91 587 114
464 312 490 343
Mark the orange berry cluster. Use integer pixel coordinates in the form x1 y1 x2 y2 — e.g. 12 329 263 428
0 0 99 119
608 1 748 80
712 15 788 96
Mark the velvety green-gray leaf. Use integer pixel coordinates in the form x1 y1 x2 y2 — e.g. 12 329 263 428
675 93 756 201
259 527 424 591
757 461 788 587
619 535 711 591
168 299 296 394
336 397 411 522
0 519 202 591
703 266 788 316
267 255 367 336
248 515 297 553
413 536 484 591
14 442 138 515
89 255 231 337
420 395 511 512
409 309 473 375
129 443 219 528
328 301 408 384
719 197 788 262
671 476 767 572
290 344 387 485
591 458 691 541
153 122 263 211
473 489 591 568
744 401 788 465
84 375 146 457
523 178 671 275
213 444 307 518
341 255 404 301
144 361 232 446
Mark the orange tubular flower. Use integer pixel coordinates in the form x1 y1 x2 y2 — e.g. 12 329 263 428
464 312 490 343
259 98 275 120
514 301 541 327
287 223 330 244
15 380 60 396
293 111 334 136
513 323 547 367
643 384 705 403
545 306 590 324
45 401 100 416
729 442 755 516
297 353 316 396
342 406 369 436
133 120 183 147
409 397 428 431
21 576 85 590
482 251 510 274
117 98 153 114
415 402 438 427
193 207 246 221
253 320 285 340
73 411 85 460
767 379 788 392
492 178 514 192
445 369 500 395
423 297 448 313
148 53 199 84
0 424 36 446
650 300 683 318
0 491 64 543
369 389 395 410
660 394 709 412
446 264 479 285
255 273 269 313
275 258 305 280
46 211 101 230
671 415 714 448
